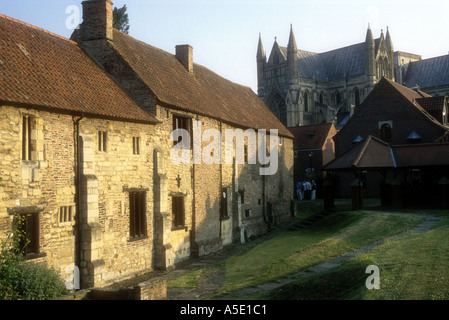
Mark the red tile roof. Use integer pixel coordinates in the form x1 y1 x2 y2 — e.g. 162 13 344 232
110 30 293 138
324 135 395 170
288 123 336 150
416 96 446 111
393 143 449 167
325 134 449 170
0 14 158 123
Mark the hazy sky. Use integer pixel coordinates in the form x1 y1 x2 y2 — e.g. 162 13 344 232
2 0 448 93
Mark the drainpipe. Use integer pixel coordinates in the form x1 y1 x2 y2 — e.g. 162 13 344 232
73 113 84 289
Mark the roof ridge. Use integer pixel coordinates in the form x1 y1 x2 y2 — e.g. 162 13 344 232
0 13 78 45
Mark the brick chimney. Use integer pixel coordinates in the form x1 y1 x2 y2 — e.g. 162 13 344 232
176 45 194 73
81 0 113 41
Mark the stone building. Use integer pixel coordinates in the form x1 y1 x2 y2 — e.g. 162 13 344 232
0 1 294 289
257 25 449 128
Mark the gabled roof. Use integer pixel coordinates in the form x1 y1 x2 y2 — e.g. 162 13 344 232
110 30 293 138
338 77 446 135
324 135 395 170
288 123 336 150
0 14 158 124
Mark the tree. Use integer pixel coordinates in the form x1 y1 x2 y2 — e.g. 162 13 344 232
113 4 130 34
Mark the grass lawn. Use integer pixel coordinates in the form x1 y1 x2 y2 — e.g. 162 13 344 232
217 200 425 295
168 199 449 299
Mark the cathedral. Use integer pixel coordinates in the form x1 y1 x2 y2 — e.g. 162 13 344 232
257 25 449 128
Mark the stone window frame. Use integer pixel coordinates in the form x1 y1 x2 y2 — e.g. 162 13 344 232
59 205 75 226
171 194 186 230
132 136 141 155
21 113 43 162
172 114 192 147
7 205 46 260
97 130 107 152
124 188 148 240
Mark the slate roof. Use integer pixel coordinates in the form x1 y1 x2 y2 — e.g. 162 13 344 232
111 30 293 138
288 123 336 150
276 41 368 81
0 14 158 124
404 54 449 91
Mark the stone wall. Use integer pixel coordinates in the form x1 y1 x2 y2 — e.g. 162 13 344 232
0 105 76 274
1 103 294 289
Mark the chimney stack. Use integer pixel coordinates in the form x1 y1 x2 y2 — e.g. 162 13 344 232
176 45 194 73
81 0 114 41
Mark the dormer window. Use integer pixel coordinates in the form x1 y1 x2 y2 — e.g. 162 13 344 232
352 135 363 144
407 130 422 144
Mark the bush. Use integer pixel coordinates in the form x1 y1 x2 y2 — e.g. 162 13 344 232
0 221 68 300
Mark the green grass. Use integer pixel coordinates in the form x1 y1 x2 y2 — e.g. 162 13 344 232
218 201 424 295
166 199 448 299
262 209 449 300
167 269 202 289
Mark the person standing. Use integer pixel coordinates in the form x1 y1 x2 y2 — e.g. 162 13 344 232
311 180 317 200
296 181 303 200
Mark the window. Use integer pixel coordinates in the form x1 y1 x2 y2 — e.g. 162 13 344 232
22 115 33 160
129 191 147 238
381 123 392 140
98 131 107 152
173 115 191 146
133 137 140 155
59 206 73 224
304 91 309 112
244 209 251 218
15 213 40 257
172 196 185 229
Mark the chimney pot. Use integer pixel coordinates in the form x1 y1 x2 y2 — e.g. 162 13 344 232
176 45 194 73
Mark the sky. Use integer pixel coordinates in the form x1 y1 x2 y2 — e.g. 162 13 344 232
1 0 449 93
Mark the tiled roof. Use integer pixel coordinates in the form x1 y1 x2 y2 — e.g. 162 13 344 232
0 14 158 123
325 135 449 170
111 30 293 138
393 143 449 167
416 96 446 111
324 135 395 170
288 123 335 150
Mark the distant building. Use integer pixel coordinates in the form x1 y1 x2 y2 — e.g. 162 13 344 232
289 123 337 193
257 25 449 128
329 77 448 198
